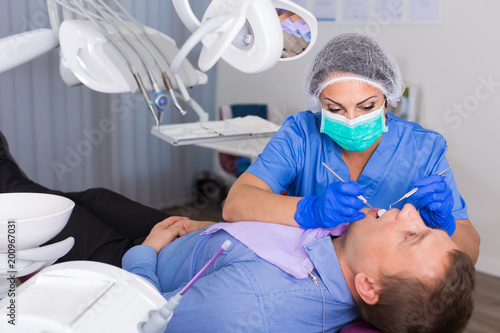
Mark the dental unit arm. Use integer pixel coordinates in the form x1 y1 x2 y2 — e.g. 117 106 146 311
47 0 208 126
1 0 316 129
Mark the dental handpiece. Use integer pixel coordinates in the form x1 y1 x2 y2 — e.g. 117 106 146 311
162 72 187 116
389 167 452 209
322 162 375 210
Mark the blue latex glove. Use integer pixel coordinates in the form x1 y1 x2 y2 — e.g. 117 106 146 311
295 181 366 229
410 174 456 236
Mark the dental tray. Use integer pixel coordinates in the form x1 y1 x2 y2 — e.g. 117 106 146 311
151 115 280 146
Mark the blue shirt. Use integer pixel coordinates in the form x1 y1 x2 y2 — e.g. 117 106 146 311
122 228 359 332
247 111 468 219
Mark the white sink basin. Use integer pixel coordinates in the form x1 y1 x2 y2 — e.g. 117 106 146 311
0 193 75 251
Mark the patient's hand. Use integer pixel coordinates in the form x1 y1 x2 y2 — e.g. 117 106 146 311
170 219 216 234
142 216 215 253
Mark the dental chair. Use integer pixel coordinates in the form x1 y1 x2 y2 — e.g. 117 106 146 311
340 321 382 332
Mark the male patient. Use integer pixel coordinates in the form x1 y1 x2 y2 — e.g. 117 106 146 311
123 204 475 333
0 130 475 332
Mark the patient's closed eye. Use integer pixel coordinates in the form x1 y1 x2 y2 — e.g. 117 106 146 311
405 232 417 241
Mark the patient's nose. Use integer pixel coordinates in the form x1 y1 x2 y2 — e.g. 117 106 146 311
397 203 419 221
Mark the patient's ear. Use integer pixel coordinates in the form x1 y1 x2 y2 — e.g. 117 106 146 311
354 273 379 305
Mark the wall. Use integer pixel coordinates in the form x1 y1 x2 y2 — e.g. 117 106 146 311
216 1 500 276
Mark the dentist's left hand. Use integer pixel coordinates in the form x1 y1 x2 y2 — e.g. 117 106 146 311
410 174 456 236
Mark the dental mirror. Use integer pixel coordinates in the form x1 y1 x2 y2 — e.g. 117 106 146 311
277 9 312 59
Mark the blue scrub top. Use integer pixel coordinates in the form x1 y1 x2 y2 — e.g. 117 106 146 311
247 111 468 220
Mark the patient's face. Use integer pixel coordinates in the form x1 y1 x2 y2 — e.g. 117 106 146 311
344 204 459 283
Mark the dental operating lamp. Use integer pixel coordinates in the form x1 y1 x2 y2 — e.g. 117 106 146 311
171 0 317 74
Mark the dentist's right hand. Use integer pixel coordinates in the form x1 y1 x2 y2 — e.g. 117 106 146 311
294 181 366 229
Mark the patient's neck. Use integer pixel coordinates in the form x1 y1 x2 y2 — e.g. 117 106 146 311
331 235 357 299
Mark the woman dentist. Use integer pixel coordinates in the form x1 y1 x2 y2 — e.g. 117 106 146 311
223 33 479 262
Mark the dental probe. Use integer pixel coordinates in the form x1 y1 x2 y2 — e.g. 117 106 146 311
139 239 232 333
322 162 375 210
389 167 452 209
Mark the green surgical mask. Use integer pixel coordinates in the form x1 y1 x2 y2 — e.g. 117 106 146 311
320 105 388 151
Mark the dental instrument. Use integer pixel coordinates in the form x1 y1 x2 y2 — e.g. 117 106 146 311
138 239 232 333
322 162 375 210
83 0 166 127
48 0 212 124
388 167 452 209
94 0 185 122
69 0 160 127
89 0 169 123
109 0 188 119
